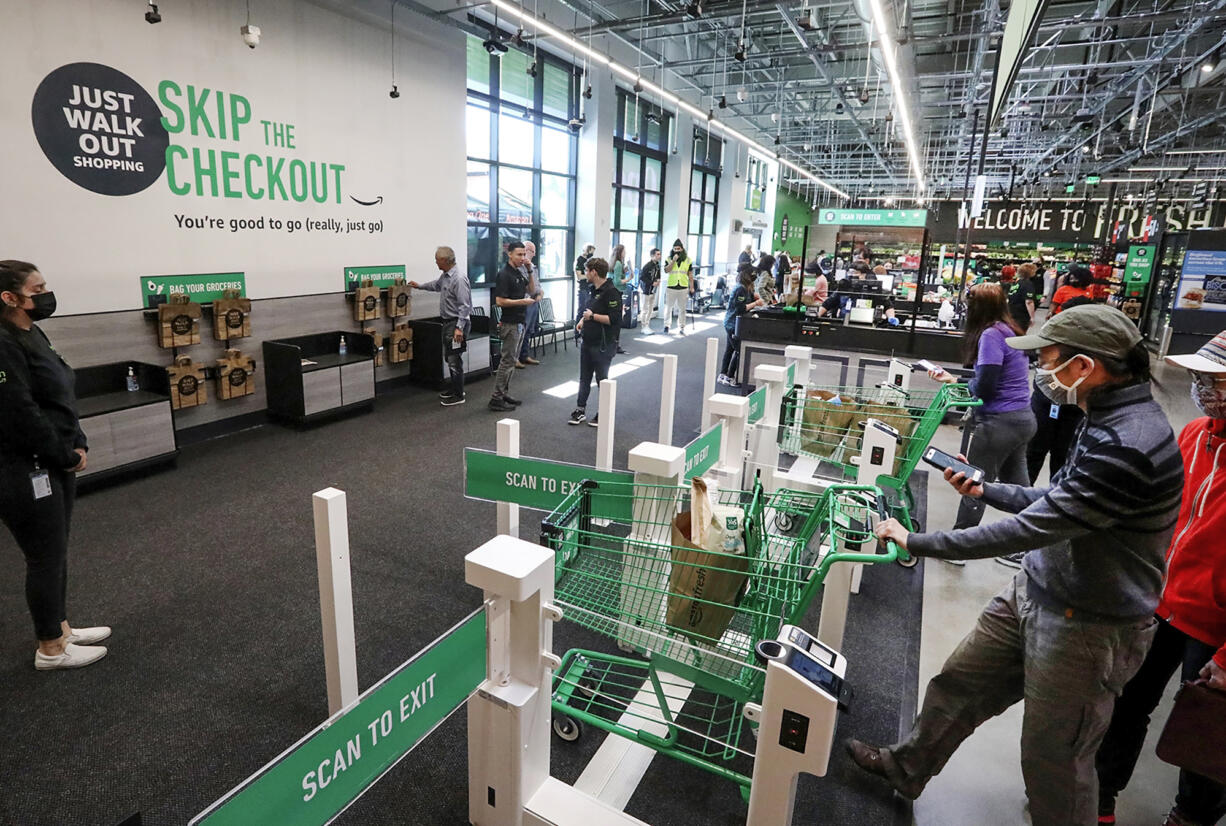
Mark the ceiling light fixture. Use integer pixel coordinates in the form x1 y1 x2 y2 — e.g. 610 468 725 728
865 0 925 190
486 0 848 198
145 1 161 23
1202 49 1218 73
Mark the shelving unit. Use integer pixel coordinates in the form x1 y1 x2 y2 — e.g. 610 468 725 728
408 315 493 389
262 332 376 425
74 362 178 483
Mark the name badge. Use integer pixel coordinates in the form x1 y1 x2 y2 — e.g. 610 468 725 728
1049 403 1060 420
30 470 52 500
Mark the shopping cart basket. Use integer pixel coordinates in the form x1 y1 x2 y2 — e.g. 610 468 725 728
540 477 902 789
777 380 981 530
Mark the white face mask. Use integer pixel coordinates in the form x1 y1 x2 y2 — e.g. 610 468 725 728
1036 354 1094 405
1191 380 1226 419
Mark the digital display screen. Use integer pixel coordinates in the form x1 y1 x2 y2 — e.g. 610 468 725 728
786 649 841 696
807 641 835 667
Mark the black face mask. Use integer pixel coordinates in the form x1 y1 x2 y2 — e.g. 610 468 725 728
25 292 57 321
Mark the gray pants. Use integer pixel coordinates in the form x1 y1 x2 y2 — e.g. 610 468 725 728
955 407 1037 529
884 572 1156 826
442 319 466 397
492 321 524 399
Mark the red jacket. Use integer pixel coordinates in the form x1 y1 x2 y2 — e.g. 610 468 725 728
1157 416 1226 669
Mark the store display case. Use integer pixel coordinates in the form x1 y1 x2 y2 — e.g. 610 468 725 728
262 331 376 424
74 362 178 482
408 314 492 389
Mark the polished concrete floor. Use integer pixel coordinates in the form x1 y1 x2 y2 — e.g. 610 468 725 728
912 359 1199 825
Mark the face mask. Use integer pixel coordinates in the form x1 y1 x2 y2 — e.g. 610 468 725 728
1036 354 1093 405
1191 380 1226 419
25 292 57 321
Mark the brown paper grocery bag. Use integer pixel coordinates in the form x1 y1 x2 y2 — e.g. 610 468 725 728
158 293 202 348
213 289 252 341
800 390 861 458
354 279 382 322
216 348 256 400
389 323 414 364
666 479 749 644
167 355 207 409
387 278 412 319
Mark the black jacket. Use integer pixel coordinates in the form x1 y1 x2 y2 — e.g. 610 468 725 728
0 323 85 468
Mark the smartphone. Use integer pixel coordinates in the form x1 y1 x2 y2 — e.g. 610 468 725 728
922 447 985 484
914 359 941 373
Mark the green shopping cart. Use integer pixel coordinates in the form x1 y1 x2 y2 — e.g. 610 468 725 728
777 380 981 531
540 476 902 791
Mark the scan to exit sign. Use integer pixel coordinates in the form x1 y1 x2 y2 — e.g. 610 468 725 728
1065 183 1076 193
1085 175 1101 185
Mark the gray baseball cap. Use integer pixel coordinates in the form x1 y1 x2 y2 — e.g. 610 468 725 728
1006 304 1142 359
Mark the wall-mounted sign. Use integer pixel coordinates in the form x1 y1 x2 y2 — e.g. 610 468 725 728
929 199 1226 244
142 272 246 307
1123 245 1156 298
817 209 928 228
1176 250 1226 313
344 265 406 292
1085 175 1102 185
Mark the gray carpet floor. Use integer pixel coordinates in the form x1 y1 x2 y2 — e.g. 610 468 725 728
0 321 922 826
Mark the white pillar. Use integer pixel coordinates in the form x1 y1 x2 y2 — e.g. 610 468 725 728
313 488 359 716
784 344 812 388
750 364 788 492
497 418 520 538
596 378 616 472
465 536 558 826
707 393 750 491
658 354 678 446
701 337 720 428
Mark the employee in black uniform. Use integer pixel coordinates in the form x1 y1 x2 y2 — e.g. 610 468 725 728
0 260 109 670
567 258 620 426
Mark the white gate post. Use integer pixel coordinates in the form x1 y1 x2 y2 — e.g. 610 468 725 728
658 354 678 446
886 357 912 393
496 418 520 538
313 488 359 716
701 337 720 429
596 378 617 471
750 364 789 493
784 344 812 388
707 393 750 491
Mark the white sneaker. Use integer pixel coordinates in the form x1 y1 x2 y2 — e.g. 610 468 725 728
35 643 108 671
66 626 111 645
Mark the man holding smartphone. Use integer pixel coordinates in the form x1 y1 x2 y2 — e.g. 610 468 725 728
848 306 1184 826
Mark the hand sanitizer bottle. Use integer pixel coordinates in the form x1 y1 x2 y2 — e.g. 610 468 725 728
126 366 139 392
338 335 348 356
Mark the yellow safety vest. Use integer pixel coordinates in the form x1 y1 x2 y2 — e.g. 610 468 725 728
667 258 692 288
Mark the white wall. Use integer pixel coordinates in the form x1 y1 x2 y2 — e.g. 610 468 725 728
1 0 466 315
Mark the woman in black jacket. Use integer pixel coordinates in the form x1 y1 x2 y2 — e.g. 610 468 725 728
0 260 109 670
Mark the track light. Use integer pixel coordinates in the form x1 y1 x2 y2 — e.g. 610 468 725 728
389 84 400 99
774 135 781 146
527 60 538 78
718 95 727 109
512 27 525 46
734 41 747 62
1203 50 1219 73
145 1 161 23
646 110 661 124
858 88 869 105
633 78 643 93
483 37 508 56
834 101 844 115
583 83 593 99
736 86 748 102
1081 144 1091 154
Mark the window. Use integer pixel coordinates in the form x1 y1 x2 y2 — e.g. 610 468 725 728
611 89 670 273
466 35 578 285
688 132 721 267
745 155 768 213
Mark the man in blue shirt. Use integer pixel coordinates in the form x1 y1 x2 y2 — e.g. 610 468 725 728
409 246 472 405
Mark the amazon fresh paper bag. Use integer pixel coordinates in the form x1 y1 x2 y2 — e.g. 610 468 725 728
667 477 748 644
800 390 862 458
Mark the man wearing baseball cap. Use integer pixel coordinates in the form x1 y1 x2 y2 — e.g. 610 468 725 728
1096 330 1226 826
849 305 1185 826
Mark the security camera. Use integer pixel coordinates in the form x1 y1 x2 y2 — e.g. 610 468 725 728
241 24 261 48
145 2 161 23
483 37 508 56
567 117 584 133
389 85 400 99
718 95 727 109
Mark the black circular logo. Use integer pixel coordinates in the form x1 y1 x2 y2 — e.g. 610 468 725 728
178 375 198 395
226 308 244 329
396 292 409 309
363 295 377 312
31 63 169 196
228 368 248 387
170 314 192 335
397 338 410 353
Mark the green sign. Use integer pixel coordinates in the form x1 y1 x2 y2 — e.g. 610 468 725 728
747 386 768 424
817 208 927 228
684 423 722 478
1065 183 1076 194
191 611 486 826
786 362 797 387
345 265 406 291
1123 244 1157 297
141 272 245 308
1085 175 1102 185
464 450 634 519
